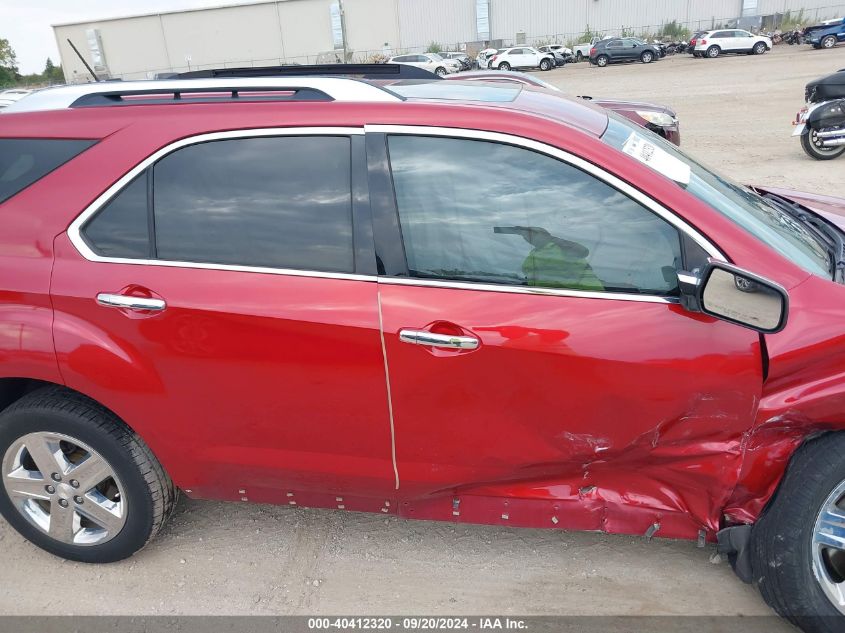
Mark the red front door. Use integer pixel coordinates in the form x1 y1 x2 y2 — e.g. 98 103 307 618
371 130 764 534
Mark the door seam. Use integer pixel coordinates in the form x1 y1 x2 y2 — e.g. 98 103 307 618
377 286 400 490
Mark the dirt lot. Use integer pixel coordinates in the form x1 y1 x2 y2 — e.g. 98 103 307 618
1 45 843 627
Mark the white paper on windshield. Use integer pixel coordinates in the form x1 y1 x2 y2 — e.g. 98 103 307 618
621 133 691 185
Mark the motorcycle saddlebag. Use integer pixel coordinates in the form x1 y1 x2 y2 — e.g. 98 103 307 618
808 99 845 129
806 69 845 102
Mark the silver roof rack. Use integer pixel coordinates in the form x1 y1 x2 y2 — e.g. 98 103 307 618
3 77 402 113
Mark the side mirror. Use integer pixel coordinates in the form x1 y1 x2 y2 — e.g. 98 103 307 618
689 262 788 333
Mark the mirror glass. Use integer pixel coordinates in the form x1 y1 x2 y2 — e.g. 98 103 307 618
701 267 785 332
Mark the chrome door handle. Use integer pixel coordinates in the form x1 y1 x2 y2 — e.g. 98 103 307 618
399 329 479 350
96 293 166 311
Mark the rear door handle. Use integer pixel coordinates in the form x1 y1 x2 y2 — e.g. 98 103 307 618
96 293 166 311
399 329 479 350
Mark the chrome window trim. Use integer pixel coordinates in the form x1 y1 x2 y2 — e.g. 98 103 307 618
367 124 725 304
68 127 371 282
378 277 679 304
366 124 726 261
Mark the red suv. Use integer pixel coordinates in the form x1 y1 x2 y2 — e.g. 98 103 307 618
1 78 844 631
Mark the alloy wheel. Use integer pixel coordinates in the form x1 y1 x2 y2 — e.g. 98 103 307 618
823 36 836 49
2 431 126 546
812 478 845 614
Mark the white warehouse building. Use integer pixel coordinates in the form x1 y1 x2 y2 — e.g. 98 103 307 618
53 0 845 82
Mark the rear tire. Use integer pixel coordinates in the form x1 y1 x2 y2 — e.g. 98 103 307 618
596 55 609 67
576 51 583 62
0 387 176 563
801 130 845 160
707 45 720 58
822 35 837 49
751 433 845 632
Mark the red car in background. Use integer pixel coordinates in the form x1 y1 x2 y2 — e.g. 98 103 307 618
1 77 845 633
447 69 681 145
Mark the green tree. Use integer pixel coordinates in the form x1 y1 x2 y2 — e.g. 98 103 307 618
0 38 19 87
43 57 64 84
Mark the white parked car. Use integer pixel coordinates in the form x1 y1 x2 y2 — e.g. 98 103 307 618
387 53 461 76
0 89 32 110
476 48 502 69
692 29 772 58
488 47 555 71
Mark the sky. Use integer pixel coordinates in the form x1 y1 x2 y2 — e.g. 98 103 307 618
2 0 231 74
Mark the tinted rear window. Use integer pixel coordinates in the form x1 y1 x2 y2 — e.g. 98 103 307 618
0 139 95 204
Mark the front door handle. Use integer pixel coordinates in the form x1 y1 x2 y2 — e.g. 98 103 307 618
96 293 166 311
399 329 479 350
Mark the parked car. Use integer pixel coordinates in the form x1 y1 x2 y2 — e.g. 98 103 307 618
0 88 32 110
539 44 574 62
590 38 662 67
387 53 460 76
691 29 772 58
573 36 603 62
804 18 845 49
445 70 681 145
488 47 555 71
4 77 845 632
439 51 472 71
476 48 502 70
537 46 568 67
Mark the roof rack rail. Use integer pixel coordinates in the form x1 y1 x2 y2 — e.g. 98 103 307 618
2 77 402 113
171 63 440 81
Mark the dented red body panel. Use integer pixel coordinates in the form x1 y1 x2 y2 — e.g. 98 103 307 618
1 89 845 543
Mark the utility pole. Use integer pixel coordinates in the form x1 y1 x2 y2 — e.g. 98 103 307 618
339 0 349 63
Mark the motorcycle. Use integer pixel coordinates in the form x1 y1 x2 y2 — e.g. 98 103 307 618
793 68 845 160
783 29 805 45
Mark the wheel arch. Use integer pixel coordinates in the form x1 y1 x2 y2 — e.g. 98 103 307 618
0 377 175 488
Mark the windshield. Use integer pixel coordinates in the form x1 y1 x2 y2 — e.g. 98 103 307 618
429 53 443 61
601 114 832 279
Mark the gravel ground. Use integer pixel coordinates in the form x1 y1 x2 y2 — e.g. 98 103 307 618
1 45 843 627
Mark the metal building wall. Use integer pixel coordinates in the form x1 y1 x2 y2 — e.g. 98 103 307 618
489 0 743 43
396 0 477 50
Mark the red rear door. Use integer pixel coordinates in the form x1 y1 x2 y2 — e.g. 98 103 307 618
51 130 397 502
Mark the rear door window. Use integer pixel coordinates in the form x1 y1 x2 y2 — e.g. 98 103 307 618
0 138 95 204
81 135 355 274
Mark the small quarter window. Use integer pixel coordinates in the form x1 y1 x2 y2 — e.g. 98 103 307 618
0 138 95 205
81 172 150 258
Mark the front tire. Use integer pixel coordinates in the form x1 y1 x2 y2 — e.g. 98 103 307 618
0 387 176 563
641 51 654 63
801 130 845 160
434 66 447 77
751 433 845 632
595 55 609 67
539 58 552 71
707 45 721 58
576 51 583 62
822 35 837 49
753 42 768 54
497 62 511 71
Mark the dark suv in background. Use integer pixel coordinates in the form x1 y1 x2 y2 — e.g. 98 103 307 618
590 38 662 67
